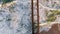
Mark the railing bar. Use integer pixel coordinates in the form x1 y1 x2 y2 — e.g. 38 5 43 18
37 0 40 34
31 0 34 34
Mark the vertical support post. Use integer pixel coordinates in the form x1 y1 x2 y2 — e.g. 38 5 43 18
37 0 40 34
31 0 34 34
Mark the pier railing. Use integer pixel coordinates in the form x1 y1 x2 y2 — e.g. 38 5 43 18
31 0 40 34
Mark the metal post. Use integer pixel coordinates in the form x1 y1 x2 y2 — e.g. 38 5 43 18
37 0 40 34
31 0 34 34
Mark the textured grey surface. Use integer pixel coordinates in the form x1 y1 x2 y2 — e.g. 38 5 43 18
0 0 32 34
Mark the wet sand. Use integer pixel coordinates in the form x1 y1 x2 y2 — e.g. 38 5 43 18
40 23 60 34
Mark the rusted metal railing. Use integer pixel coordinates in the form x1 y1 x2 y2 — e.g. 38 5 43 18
37 0 40 34
31 0 34 34
31 0 39 34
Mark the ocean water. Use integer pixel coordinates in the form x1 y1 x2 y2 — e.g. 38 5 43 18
0 0 32 34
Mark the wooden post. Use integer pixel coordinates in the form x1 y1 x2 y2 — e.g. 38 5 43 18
37 0 40 34
31 0 34 34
